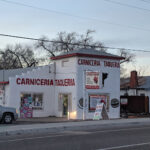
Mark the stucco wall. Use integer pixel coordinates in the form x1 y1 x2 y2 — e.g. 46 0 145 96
75 57 120 119
53 58 77 118
8 65 55 117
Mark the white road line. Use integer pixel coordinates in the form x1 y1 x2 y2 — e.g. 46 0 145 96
97 142 150 150
0 131 90 143
91 126 150 134
0 134 67 143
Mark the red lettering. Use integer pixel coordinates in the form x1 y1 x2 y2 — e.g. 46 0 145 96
72 79 75 86
30 79 34 85
50 80 53 85
16 78 21 84
16 78 75 86
59 80 63 86
21 78 25 85
78 59 100 66
104 61 120 68
41 79 44 85
26 78 30 85
78 59 81 65
36 79 40 85
64 79 69 86
44 79 47 85
55 79 75 86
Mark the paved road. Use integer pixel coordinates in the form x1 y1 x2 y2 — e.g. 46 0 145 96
1 123 150 150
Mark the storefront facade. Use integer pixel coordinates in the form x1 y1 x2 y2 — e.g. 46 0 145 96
0 49 123 119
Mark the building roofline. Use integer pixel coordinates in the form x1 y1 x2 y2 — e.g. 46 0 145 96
51 53 124 60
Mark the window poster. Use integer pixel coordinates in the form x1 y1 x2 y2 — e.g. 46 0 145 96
89 95 108 111
20 96 33 118
0 89 4 102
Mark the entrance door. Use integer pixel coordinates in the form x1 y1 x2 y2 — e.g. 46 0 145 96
63 95 68 116
58 93 72 117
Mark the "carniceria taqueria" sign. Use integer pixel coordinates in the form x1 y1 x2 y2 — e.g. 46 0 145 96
16 78 75 86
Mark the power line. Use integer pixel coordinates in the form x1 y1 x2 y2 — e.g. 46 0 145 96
0 33 149 53
1 0 150 32
0 0 82 19
104 0 150 13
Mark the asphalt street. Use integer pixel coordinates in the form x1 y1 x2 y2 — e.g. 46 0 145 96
1 123 150 150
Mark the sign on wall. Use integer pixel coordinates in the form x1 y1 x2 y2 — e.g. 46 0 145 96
120 98 128 105
85 71 100 89
111 98 119 108
89 95 107 111
16 78 75 86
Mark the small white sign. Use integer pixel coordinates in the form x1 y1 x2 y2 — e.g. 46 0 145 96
121 98 128 105
85 71 99 89
93 103 109 120
93 103 103 120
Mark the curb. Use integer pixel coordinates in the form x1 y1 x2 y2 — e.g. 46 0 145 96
1 118 150 136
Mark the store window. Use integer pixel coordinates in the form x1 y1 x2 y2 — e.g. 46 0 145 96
0 89 3 103
21 93 43 110
33 94 43 108
102 73 108 87
89 95 109 112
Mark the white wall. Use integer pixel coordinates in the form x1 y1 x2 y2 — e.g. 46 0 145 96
8 65 55 117
53 58 77 118
76 57 121 119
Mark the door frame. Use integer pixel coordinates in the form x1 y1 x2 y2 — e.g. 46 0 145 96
58 93 72 119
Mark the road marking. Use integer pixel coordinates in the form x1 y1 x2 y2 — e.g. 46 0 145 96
64 131 90 134
97 142 150 150
90 126 150 134
0 131 90 143
0 134 68 143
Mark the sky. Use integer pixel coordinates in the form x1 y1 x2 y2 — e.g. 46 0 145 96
0 0 150 76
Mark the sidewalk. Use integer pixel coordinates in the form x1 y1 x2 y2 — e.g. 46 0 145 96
1 118 150 136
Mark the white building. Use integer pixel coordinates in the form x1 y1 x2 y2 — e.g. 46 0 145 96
0 49 123 119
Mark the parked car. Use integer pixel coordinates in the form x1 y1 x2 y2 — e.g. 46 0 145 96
0 105 18 124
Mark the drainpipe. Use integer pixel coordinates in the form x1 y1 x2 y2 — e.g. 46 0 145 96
2 67 5 105
83 70 86 120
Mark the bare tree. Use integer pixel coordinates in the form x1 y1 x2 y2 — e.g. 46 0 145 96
0 44 39 69
118 49 135 78
36 30 106 57
119 49 135 64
